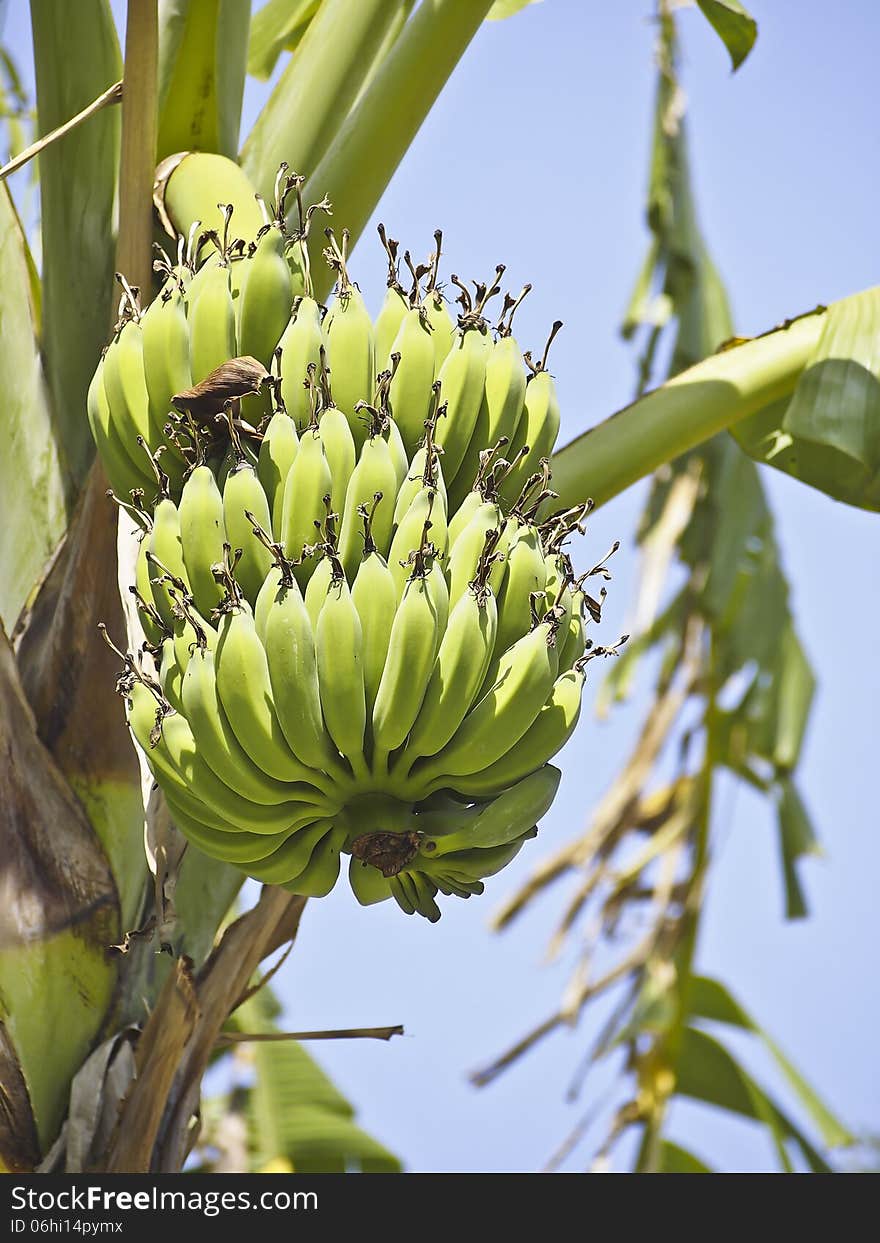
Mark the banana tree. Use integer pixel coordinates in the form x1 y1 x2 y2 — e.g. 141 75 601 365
0 0 874 1176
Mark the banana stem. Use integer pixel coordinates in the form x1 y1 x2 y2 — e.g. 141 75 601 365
117 0 158 301
550 312 824 511
301 0 495 301
241 0 403 200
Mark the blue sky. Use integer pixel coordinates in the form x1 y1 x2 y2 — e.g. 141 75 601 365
5 0 878 1172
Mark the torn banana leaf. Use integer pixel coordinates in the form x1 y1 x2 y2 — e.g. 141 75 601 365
733 287 880 511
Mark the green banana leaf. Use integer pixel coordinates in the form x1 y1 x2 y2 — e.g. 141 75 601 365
775 778 822 921
488 0 542 18
733 287 880 511
689 975 851 1149
241 0 402 201
157 0 250 162
676 1026 834 1173
657 1140 713 1173
0 183 66 631
230 991 401 1173
695 0 758 71
29 0 121 492
246 0 320 82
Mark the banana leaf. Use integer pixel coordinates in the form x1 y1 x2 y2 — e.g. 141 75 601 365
733 287 880 511
232 992 401 1173
690 975 850 1149
0 182 66 631
157 0 250 161
246 0 320 82
657 1140 712 1173
29 0 121 491
695 0 757 71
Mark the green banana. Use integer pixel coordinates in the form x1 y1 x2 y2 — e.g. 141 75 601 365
387 485 447 599
322 230 375 448
386 307 436 455
189 261 237 383
351 525 398 722
557 592 587 670
281 825 347 897
338 429 398 580
446 501 505 607
257 409 299 531
500 336 562 503
451 669 585 798
88 358 153 499
315 566 368 776
242 820 334 886
416 618 561 781
214 604 316 783
348 855 394 906
127 681 315 833
147 497 190 630
139 280 192 482
278 296 324 429
222 459 274 603
263 575 348 778
178 465 228 616
491 521 546 666
279 425 332 573
182 645 325 806
238 222 293 368
372 547 445 768
317 397 357 517
417 766 559 856
433 323 491 485
163 790 299 865
401 582 498 764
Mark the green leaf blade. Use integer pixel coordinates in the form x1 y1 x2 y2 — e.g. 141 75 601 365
695 0 758 72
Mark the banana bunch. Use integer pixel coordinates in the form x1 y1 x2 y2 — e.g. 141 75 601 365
98 193 620 920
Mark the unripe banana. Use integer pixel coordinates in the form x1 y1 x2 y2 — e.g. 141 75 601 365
317 401 356 517
500 365 561 504
348 855 394 906
390 872 416 915
178 465 227 616
140 283 192 481
372 560 444 766
322 235 375 449
189 262 237 383
416 619 561 781
452 669 584 798
278 296 324 429
242 820 335 886
147 497 190 630
279 426 332 572
338 432 398 580
159 636 185 713
133 530 165 646
304 552 336 630
449 333 527 512
447 501 505 607
182 645 326 805
257 410 299 531
281 825 347 897
433 324 491 484
238 224 293 368
401 583 498 764
351 543 398 721
418 766 560 857
163 789 299 865
404 869 442 922
127 681 314 833
254 566 283 642
446 487 482 547
88 360 153 499
422 289 455 372
263 575 348 778
214 604 315 783
434 831 535 881
315 568 368 774
387 486 447 599
557 592 587 670
386 308 436 456
375 282 409 365
492 522 546 663
222 460 273 603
